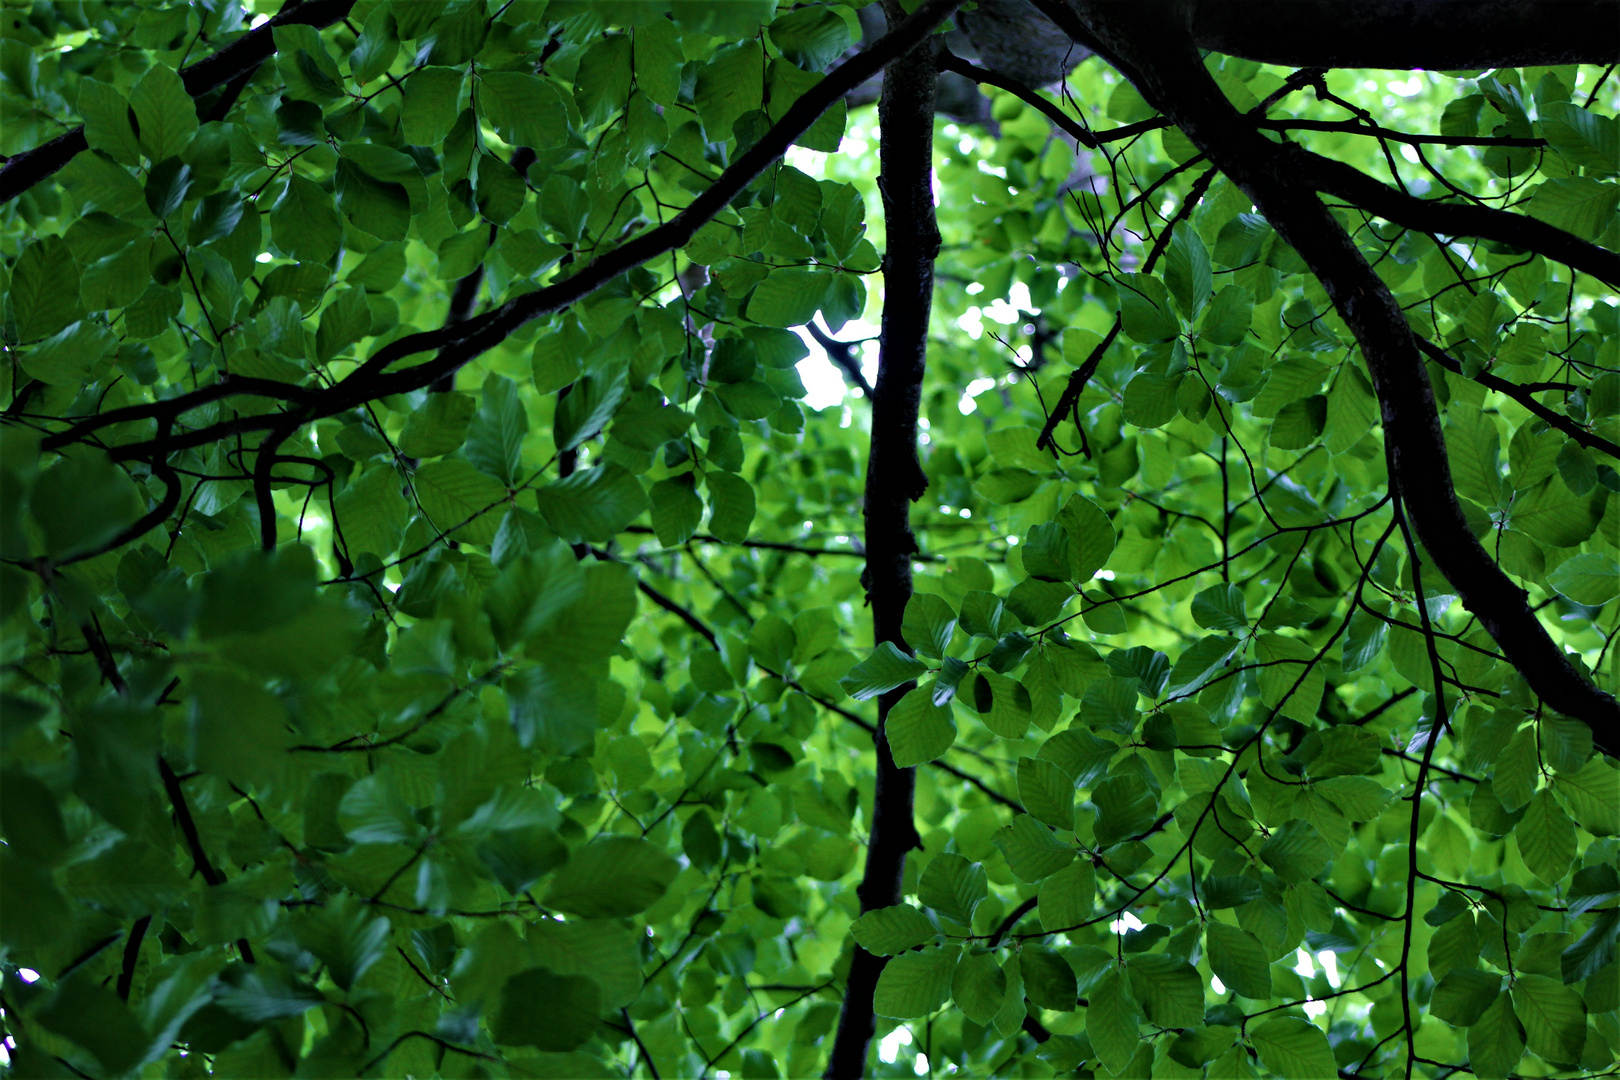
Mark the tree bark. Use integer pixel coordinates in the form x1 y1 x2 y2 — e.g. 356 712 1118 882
822 4 939 1076
1068 0 1620 758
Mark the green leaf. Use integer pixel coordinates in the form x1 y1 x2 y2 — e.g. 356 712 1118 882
478 72 569 149
414 459 509 546
493 967 602 1050
1560 907 1618 984
22 320 116 386
1191 583 1248 632
544 836 678 918
901 592 957 660
650 475 703 547
1541 102 1620 174
840 641 929 701
1511 973 1586 1064
1022 943 1079 1010
1446 405 1502 507
873 945 958 1019
705 471 755 543
1118 273 1178 343
886 688 956 767
1259 819 1332 883
534 463 649 545
1249 1016 1335 1080
30 451 144 560
1200 284 1253 346
918 853 986 926
1547 552 1619 605
32 975 150 1075
769 5 851 71
1554 757 1620 835
1123 371 1181 429
1254 633 1325 724
130 63 197 161
398 393 475 459
554 370 628 452
694 41 764 141
1528 178 1619 240
1127 954 1203 1028
1469 995 1526 1079
1038 858 1094 932
1056 494 1115 581
1206 921 1271 999
747 267 831 327
1515 789 1576 885
1086 969 1142 1076
78 79 143 165
1092 773 1157 846
851 904 937 956
1017 756 1076 830
952 949 1007 1025
994 814 1074 882
333 465 409 560
1431 968 1502 1027
12 236 84 341
574 36 633 127
290 894 390 991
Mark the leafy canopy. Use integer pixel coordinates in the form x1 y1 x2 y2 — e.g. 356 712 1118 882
0 1 1617 1079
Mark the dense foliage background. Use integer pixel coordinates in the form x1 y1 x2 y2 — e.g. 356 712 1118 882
0 1 1616 1078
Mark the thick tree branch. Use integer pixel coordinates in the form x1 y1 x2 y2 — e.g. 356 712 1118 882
0 0 357 205
1285 146 1620 288
1070 1 1620 755
1185 0 1620 68
47 0 968 468
823 4 939 1074
806 320 875 396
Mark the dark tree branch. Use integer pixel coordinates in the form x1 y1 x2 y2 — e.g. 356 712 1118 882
1284 145 1620 287
116 916 151 1001
824 4 939 1074
158 756 257 963
1069 0 1620 755
806 320 875 396
1416 339 1620 461
0 0 357 205
937 50 1169 149
44 0 969 469
1187 0 1620 68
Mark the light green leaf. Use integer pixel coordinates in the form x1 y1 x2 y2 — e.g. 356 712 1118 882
886 688 956 768
851 904 937 956
1056 494 1115 580
994 814 1073 883
534 463 649 545
706 471 756 543
840 641 929 701
414 459 509 546
1547 552 1619 605
1469 995 1526 1079
130 63 197 161
1017 756 1076 831
1511 973 1585 1064
873 945 958 1019
918 853 985 926
1554 756 1620 835
1038 858 1093 932
12 236 84 341
1431 968 1502 1027
952 949 1007 1025
1249 1016 1335 1080
901 592 957 660
398 393 475 459
747 267 832 328
1528 178 1619 240
1515 789 1576 885
544 836 679 918
479 72 569 149
1086 970 1141 1076
650 475 703 547
1207 921 1271 999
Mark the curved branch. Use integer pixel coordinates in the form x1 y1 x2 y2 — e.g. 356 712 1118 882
66 0 969 469
1417 339 1620 461
1285 146 1620 287
1070 1 1620 754
0 0 358 205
